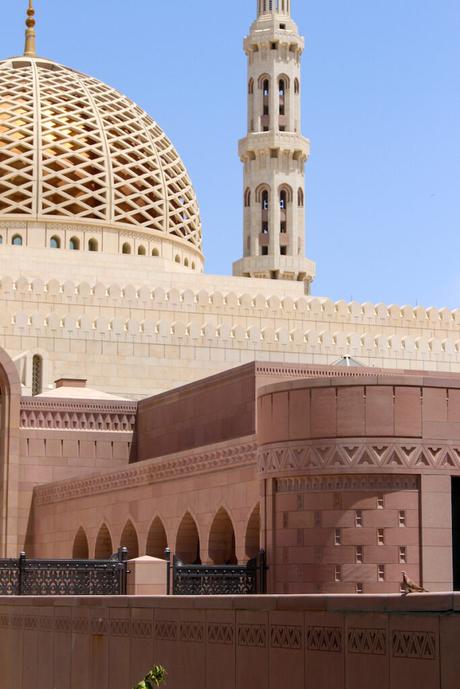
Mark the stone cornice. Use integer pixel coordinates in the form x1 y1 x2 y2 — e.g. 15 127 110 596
34 436 257 506
20 398 137 432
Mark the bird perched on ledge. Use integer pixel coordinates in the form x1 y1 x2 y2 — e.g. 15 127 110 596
401 571 428 593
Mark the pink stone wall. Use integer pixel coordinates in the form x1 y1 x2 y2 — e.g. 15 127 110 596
257 376 460 592
0 593 458 689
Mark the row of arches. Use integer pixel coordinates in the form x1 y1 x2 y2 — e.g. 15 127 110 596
0 234 24 246
244 186 304 209
72 505 260 565
248 74 299 133
248 75 299 95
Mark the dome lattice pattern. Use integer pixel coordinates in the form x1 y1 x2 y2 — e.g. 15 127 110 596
0 57 201 249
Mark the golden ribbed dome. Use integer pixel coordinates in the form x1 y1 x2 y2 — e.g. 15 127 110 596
0 55 202 252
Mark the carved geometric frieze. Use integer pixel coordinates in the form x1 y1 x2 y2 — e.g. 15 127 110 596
34 438 257 506
259 440 460 478
392 631 436 660
347 628 386 655
306 626 342 653
270 625 303 650
276 474 418 494
20 399 137 432
237 624 267 648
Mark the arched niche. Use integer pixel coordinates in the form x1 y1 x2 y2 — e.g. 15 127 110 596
208 508 237 565
146 517 168 559
175 512 201 564
72 527 89 559
245 504 260 560
94 523 113 559
120 520 139 559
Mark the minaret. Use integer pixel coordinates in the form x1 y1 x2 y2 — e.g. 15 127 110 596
233 0 316 291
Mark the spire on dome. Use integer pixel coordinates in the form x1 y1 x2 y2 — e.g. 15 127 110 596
257 0 291 17
24 0 37 57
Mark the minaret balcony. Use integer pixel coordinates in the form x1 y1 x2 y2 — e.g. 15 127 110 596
239 132 310 160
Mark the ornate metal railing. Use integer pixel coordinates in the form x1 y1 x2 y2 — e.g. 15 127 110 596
165 549 267 595
0 548 128 596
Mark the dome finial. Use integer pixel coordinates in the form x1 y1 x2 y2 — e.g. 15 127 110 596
24 0 37 57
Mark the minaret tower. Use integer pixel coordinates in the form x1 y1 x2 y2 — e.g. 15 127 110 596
233 0 316 291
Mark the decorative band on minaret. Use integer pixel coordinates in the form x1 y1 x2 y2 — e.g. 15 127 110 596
233 0 316 290
24 0 37 58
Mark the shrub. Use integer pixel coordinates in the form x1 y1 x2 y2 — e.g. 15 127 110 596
133 665 167 688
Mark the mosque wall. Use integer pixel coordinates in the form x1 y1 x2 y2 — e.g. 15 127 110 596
1 248 460 398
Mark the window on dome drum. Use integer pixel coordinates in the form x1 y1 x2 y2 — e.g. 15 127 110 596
88 238 98 252
192 262 195 270
12 235 23 246
152 248 159 257
122 243 131 255
184 258 189 267
175 255 180 263
69 237 80 250
50 236 60 249
32 354 43 396
137 246 146 256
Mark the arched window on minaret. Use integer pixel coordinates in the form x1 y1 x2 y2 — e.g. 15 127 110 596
260 188 269 235
279 187 291 234
244 188 251 207
260 76 270 131
298 188 304 207
294 78 300 94
248 79 254 94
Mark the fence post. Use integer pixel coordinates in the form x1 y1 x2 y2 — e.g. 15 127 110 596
164 547 171 595
18 552 26 595
118 547 128 594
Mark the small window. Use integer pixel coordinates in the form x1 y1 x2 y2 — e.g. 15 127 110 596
279 80 286 97
184 258 189 267
192 262 195 270
263 126 269 132
88 238 98 252
12 234 23 246
175 255 181 263
262 190 269 210
294 78 300 94
356 583 363 594
263 104 269 116
279 125 286 132
262 222 269 234
355 510 363 527
50 236 60 249
377 529 385 545
334 565 341 582
248 79 254 94
122 243 131 255
263 79 269 97
280 246 287 255
399 546 407 564
69 237 80 250
280 190 287 210
271 42 278 50
280 222 287 233
137 246 146 256
261 246 268 256
297 188 304 207
334 529 341 546
378 565 385 582
399 511 406 527
355 546 363 564
244 188 251 207
152 248 159 257
377 496 384 509
280 23 286 29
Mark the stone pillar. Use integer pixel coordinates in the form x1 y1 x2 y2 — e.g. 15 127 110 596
420 474 453 591
127 555 168 595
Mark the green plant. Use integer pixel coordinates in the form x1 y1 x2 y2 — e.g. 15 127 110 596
133 666 167 689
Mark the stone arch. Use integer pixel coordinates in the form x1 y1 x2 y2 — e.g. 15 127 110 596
94 523 113 559
72 527 89 559
175 512 201 564
208 508 237 565
120 519 139 559
146 517 168 559
0 346 21 557
245 504 260 559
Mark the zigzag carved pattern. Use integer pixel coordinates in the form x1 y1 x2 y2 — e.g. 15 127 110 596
259 441 460 477
207 623 234 645
180 622 205 643
20 399 137 432
110 619 131 637
306 626 342 653
270 625 302 650
392 631 436 660
237 624 267 648
348 629 386 655
155 621 178 642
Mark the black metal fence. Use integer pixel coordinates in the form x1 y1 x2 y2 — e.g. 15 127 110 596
0 548 128 596
165 549 267 595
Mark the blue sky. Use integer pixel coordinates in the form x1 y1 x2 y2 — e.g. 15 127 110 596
2 1 460 308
